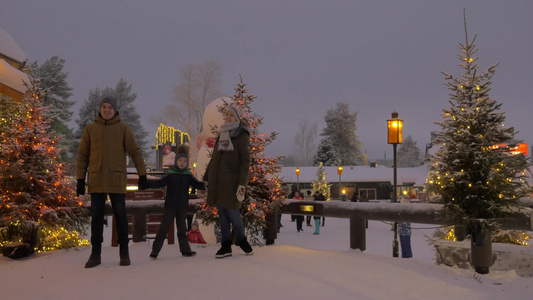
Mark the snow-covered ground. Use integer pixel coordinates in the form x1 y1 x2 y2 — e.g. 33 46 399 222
1 216 530 299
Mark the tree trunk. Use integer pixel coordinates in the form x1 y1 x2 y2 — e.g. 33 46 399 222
471 229 492 274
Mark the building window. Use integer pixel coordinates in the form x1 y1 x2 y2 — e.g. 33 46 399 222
359 188 377 200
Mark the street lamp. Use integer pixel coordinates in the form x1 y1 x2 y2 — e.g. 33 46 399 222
387 111 403 258
337 166 343 200
295 167 300 191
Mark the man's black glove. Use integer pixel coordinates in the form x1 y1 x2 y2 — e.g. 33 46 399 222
76 179 86 196
138 175 149 190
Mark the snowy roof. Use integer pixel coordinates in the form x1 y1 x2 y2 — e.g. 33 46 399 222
0 59 29 93
0 28 26 65
279 164 430 186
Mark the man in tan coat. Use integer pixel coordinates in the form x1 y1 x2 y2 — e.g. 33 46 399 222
76 97 148 268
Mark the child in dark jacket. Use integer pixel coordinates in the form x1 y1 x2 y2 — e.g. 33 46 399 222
148 144 205 258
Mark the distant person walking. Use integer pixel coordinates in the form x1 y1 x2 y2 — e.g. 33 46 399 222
312 191 326 234
399 197 412 258
293 191 304 232
306 190 312 226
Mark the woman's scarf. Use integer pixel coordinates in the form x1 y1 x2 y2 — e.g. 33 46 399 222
217 121 240 151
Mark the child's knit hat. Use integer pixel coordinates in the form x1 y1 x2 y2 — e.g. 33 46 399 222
174 143 189 167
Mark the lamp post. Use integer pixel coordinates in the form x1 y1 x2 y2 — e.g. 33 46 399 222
295 167 300 191
337 166 343 200
387 111 403 258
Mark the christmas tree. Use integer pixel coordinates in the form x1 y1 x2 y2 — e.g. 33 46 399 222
0 76 90 252
312 162 331 201
196 76 284 245
426 25 531 233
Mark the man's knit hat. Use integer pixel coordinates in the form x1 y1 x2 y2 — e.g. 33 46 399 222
99 97 117 110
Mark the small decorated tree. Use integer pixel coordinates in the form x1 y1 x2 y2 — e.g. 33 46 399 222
312 162 331 201
0 76 90 253
196 76 284 245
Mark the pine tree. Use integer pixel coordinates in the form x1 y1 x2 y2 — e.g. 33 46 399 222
74 79 150 159
112 79 150 159
313 138 341 166
319 102 363 165
29 56 74 133
312 162 331 201
196 76 284 245
397 135 421 167
29 56 76 163
426 27 531 233
0 77 90 250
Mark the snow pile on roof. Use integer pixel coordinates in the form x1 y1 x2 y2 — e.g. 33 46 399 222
0 28 27 64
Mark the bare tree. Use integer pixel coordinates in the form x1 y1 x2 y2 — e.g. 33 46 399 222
197 59 222 131
151 59 223 160
292 118 318 166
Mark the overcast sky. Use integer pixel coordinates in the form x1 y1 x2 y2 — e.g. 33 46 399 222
2 0 532 161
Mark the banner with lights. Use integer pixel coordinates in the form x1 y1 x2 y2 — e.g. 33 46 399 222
489 144 528 155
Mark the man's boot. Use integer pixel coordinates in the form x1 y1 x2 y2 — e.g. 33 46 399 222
84 252 101 268
119 251 131 266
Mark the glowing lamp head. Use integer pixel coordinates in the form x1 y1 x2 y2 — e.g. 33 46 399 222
387 111 403 144
295 168 300 176
337 166 343 175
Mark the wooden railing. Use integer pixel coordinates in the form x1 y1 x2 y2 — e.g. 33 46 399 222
90 198 533 250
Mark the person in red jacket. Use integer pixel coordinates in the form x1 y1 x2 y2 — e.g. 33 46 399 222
188 220 207 244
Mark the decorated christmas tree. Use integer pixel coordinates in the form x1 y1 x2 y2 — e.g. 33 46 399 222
426 25 531 234
0 76 90 253
196 76 284 245
312 162 331 201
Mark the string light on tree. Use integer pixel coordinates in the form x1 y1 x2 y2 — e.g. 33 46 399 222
425 18 531 272
0 76 90 252
196 75 285 245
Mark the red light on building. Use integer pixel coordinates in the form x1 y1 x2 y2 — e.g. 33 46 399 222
489 144 528 155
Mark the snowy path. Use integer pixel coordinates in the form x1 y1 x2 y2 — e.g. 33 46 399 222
1 217 530 299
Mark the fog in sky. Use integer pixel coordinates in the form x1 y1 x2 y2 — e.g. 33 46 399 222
2 1 532 162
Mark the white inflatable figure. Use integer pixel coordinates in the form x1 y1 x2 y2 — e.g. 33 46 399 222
195 97 229 244
162 152 175 167
161 144 175 168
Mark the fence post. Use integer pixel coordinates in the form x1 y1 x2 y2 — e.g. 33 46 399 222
132 211 147 242
350 215 366 251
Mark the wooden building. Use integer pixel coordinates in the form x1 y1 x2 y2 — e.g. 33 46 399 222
0 28 28 101
279 164 430 202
